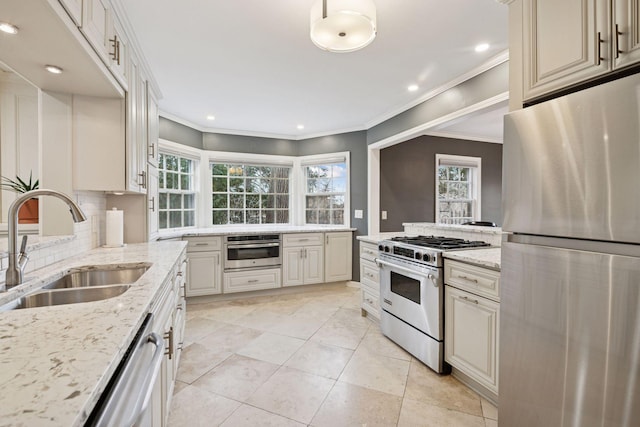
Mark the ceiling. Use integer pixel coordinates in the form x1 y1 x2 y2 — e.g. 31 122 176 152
117 0 509 140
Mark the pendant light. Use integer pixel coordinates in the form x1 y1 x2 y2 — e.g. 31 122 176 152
310 0 377 53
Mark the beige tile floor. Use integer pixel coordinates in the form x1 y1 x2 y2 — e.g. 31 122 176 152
169 283 498 427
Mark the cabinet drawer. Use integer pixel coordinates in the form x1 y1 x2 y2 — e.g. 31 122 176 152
283 233 323 247
359 241 378 262
359 259 379 291
223 268 281 293
184 236 222 252
445 260 500 301
361 288 380 319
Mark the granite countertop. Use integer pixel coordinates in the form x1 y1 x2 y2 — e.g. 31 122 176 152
443 247 502 270
0 241 187 427
356 232 407 244
159 225 357 240
402 222 504 235
0 234 76 258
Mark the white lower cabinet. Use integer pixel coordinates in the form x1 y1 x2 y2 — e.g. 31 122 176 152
444 284 499 394
223 268 281 293
184 237 222 297
282 233 324 287
324 231 353 282
150 252 187 426
358 241 380 319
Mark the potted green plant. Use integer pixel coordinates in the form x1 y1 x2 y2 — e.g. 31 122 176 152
1 172 40 224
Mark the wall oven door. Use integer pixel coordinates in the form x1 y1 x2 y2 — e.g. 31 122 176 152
224 235 281 271
377 257 443 341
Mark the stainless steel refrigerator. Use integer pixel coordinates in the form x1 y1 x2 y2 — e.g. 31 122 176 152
501 72 640 426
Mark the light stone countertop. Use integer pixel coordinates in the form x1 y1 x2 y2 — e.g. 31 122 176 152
158 225 357 240
443 247 502 270
0 234 76 258
356 232 407 245
0 241 187 427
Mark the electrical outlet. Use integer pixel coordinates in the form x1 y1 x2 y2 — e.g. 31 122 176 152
381 210 387 220
354 209 363 219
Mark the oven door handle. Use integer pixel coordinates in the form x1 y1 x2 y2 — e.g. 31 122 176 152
227 242 280 249
374 258 439 287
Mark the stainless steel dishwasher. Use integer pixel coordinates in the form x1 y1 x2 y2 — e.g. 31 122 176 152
85 313 164 427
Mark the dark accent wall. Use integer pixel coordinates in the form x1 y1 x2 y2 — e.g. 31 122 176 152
380 135 503 231
203 133 298 156
159 117 203 149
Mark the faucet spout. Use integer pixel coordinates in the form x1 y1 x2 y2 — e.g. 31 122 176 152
4 189 87 290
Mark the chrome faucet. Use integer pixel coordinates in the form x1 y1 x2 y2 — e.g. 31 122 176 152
5 189 87 289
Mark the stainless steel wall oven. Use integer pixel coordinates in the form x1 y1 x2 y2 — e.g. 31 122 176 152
224 234 281 271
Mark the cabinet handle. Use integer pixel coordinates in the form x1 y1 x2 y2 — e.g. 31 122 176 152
164 327 174 360
326 235 329 245
597 32 604 65
109 35 120 65
149 142 156 160
458 275 478 283
247 279 259 283
149 196 155 212
460 295 479 305
615 24 623 58
176 271 183 277
177 303 183 311
139 170 147 189
194 243 209 246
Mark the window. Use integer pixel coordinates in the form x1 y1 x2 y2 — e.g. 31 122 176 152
304 161 348 225
158 153 197 229
211 163 290 225
435 154 481 224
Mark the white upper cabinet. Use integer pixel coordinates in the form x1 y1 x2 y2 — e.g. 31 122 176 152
126 52 148 193
80 0 112 65
109 13 129 90
58 0 83 26
147 85 160 168
523 0 640 102
613 0 640 68
523 0 609 101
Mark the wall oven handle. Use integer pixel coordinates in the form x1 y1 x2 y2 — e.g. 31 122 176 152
227 242 280 249
374 257 439 287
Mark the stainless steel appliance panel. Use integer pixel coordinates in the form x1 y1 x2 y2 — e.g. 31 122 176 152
500 237 640 427
503 72 640 243
224 235 281 271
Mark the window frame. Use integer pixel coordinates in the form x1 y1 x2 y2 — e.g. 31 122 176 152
157 142 201 232
298 152 350 227
434 154 481 224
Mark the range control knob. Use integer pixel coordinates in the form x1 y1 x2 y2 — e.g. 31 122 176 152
423 253 432 263
384 246 390 252
378 244 384 251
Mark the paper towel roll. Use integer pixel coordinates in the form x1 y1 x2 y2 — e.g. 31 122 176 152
105 208 124 247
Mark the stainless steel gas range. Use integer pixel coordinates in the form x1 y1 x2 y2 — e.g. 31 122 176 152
375 235 490 373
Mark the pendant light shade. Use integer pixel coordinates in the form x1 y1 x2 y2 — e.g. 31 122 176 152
310 0 377 53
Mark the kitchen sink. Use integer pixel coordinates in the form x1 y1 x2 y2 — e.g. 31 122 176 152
43 265 150 289
5 285 131 310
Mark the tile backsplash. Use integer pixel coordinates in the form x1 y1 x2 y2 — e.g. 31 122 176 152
0 191 107 284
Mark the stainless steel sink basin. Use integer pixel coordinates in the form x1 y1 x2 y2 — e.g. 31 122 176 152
43 266 149 289
7 285 131 310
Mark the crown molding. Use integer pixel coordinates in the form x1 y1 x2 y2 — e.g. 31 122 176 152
423 130 503 144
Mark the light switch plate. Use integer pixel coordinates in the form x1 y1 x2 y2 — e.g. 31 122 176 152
354 209 363 219
381 210 387 220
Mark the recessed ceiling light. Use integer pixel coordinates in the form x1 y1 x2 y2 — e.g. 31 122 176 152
408 84 419 92
475 43 490 52
206 115 215 121
0 22 19 35
45 65 63 74
297 124 305 130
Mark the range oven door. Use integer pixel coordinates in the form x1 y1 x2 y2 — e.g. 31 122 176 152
377 257 443 341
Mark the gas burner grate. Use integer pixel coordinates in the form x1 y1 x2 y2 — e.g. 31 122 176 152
390 235 490 250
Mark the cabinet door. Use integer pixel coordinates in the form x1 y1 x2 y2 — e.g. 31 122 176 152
324 232 352 282
283 247 304 287
109 14 129 90
126 52 147 193
59 0 83 26
523 0 610 101
186 251 222 296
614 0 640 68
444 286 499 393
81 0 111 64
147 164 159 241
303 245 324 285
147 85 159 167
